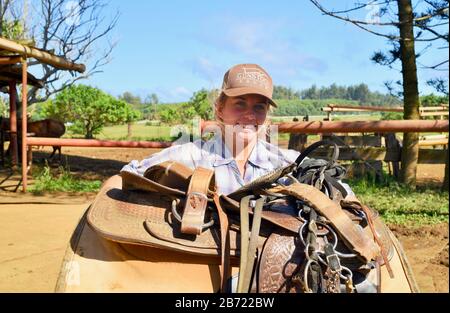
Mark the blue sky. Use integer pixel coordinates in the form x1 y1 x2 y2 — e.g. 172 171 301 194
82 0 448 102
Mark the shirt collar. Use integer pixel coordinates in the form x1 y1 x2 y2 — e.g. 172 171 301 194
207 134 234 167
247 140 273 170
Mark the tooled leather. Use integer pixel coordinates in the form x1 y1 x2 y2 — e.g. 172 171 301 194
258 232 304 293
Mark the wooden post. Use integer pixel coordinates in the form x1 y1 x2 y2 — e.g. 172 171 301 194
384 133 401 179
21 58 28 192
288 133 308 153
0 122 3 167
443 136 449 192
8 80 18 167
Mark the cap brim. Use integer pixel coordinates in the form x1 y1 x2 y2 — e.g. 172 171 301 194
222 88 277 107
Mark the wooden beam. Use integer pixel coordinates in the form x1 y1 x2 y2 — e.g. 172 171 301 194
324 104 404 112
419 105 449 111
26 137 173 148
418 149 448 164
0 37 85 73
309 147 400 162
308 147 447 164
0 55 22 65
419 139 449 146
21 58 27 192
275 120 449 133
8 80 18 166
321 135 382 147
419 111 449 117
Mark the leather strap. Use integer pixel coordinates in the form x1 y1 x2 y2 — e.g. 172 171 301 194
237 195 265 293
268 182 379 263
213 194 231 292
242 196 265 292
237 196 251 293
360 203 394 278
342 194 394 278
181 167 215 235
144 161 193 191
121 170 185 197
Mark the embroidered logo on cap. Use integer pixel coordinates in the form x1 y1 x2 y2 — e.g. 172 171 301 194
235 67 269 90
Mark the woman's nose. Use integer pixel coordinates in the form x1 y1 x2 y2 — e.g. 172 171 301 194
239 113 257 124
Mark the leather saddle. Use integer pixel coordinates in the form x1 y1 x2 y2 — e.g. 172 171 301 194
87 157 395 293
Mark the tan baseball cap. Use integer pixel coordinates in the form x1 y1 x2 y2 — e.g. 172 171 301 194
221 63 277 107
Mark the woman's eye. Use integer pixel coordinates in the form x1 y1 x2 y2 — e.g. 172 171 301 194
235 102 247 109
254 104 267 113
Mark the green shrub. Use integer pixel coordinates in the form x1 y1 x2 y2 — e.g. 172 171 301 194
30 164 101 194
347 176 449 226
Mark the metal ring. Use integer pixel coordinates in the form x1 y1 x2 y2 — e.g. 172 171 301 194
299 220 337 248
299 222 308 247
171 199 215 229
317 223 357 258
299 220 357 259
303 259 320 293
171 199 182 223
335 250 358 259
339 266 353 280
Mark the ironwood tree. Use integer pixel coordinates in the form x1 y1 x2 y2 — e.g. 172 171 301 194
309 0 449 187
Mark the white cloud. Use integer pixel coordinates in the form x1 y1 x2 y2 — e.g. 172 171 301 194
197 15 328 84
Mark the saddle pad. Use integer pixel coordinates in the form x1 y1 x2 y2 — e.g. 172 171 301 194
88 175 227 255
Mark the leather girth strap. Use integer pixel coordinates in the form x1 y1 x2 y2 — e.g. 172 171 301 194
181 167 215 235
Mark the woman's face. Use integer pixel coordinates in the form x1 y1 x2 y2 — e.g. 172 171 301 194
217 93 269 144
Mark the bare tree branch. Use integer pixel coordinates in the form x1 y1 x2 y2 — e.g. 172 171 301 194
310 0 399 26
310 0 449 42
418 59 449 69
1 0 118 104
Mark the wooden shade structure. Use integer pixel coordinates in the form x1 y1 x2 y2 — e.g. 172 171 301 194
0 64 44 88
0 36 85 192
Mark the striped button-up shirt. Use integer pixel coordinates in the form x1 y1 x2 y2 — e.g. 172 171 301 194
121 135 353 196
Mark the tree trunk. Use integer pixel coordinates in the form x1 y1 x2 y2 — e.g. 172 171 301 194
85 129 93 139
127 122 132 139
443 137 449 191
397 0 420 188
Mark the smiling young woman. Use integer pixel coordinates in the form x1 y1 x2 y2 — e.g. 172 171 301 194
121 63 351 196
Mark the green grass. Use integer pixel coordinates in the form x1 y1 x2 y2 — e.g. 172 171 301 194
30 164 102 194
99 124 174 141
63 123 175 141
347 176 449 226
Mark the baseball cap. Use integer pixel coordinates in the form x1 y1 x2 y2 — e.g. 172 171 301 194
221 63 277 107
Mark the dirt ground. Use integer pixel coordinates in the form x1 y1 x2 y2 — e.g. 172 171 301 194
0 146 448 292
